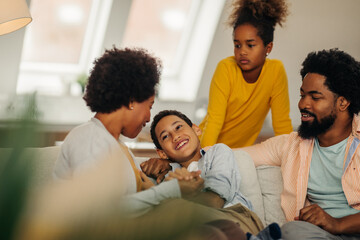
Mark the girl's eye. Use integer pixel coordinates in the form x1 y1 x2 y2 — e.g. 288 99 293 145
175 125 182 130
248 44 255 48
234 44 241 48
300 95 305 99
162 135 168 141
312 97 320 100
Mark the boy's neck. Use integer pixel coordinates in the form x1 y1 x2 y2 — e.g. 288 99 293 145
178 147 203 169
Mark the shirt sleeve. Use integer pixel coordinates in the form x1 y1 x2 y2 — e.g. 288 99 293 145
241 134 290 167
270 61 293 135
121 179 181 217
200 61 231 147
201 144 239 204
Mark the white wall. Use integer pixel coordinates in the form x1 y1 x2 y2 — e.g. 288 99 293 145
197 0 360 131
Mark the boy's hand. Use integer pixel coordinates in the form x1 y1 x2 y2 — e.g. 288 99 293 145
165 168 203 199
165 168 201 181
139 171 155 190
140 158 171 184
178 177 204 199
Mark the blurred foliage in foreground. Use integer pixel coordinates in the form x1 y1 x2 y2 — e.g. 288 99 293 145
0 94 40 240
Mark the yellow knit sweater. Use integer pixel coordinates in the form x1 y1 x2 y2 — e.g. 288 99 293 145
199 57 293 148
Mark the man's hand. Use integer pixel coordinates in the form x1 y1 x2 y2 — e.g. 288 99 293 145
296 204 340 234
139 171 155 190
140 158 171 184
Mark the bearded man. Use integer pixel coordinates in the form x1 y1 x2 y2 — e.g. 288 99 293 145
243 48 360 239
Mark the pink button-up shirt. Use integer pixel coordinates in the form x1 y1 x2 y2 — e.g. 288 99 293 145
242 115 360 221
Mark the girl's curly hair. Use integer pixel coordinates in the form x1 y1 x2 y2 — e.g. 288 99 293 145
228 0 289 45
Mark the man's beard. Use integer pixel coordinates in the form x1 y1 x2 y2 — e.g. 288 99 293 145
298 109 336 139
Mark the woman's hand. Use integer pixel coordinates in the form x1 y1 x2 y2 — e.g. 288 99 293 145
165 168 204 199
139 171 155 190
140 158 171 183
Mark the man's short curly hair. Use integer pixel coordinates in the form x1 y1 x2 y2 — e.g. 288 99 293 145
150 110 193 150
300 48 360 115
83 47 162 113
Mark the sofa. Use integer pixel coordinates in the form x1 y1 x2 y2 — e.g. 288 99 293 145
1 146 286 226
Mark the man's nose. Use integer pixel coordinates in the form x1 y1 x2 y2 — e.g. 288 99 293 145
298 96 310 110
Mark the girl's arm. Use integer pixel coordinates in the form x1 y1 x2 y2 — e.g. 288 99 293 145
200 62 231 147
269 61 293 135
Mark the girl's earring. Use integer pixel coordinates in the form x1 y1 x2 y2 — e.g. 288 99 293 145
130 106 134 110
266 52 269 56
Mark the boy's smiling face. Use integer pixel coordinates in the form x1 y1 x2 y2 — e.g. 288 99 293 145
155 115 202 167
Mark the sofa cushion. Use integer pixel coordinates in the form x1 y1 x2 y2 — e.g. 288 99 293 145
256 165 286 226
233 149 265 224
0 146 60 190
26 146 61 188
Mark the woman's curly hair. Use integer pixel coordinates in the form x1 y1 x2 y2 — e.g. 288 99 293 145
300 48 360 115
83 47 162 113
228 0 289 45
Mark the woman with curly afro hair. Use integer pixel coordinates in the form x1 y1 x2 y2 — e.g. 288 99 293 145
54 47 203 201
198 0 293 148
53 47 163 189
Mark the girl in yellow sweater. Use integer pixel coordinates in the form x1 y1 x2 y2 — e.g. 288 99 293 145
199 0 293 148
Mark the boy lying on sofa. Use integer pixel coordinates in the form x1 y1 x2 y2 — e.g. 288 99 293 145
148 110 281 240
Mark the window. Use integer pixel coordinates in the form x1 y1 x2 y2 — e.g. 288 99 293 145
121 0 226 101
17 0 226 101
17 0 112 95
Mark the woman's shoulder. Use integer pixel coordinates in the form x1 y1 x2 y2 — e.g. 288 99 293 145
64 118 108 143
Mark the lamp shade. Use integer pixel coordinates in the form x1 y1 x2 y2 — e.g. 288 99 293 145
0 0 32 36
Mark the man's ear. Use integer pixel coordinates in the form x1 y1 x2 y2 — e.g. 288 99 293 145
156 149 169 159
337 96 350 112
192 124 202 137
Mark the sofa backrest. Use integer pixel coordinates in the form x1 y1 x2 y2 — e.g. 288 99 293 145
0 146 60 190
233 149 286 226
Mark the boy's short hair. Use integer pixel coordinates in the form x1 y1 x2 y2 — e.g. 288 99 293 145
150 110 193 150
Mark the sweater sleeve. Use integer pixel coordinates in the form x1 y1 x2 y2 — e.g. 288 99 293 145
270 61 293 135
121 179 181 217
200 61 231 147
